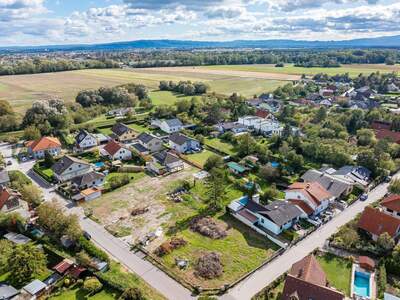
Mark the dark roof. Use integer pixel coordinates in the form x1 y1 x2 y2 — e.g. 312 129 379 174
263 200 303 226
169 133 196 146
153 151 181 166
111 123 132 136
132 143 149 153
358 206 400 238
137 132 158 144
71 172 105 187
75 129 92 144
164 118 183 128
52 156 90 175
238 208 258 223
334 166 371 181
244 199 268 214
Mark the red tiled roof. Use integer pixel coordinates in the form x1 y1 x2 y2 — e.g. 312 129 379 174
371 120 392 131
53 259 73 274
255 109 270 119
282 275 344 300
238 208 258 223
103 140 122 156
289 255 327 286
0 187 10 210
359 256 375 271
374 129 400 144
67 265 86 278
289 199 314 215
26 136 61 152
288 182 332 205
358 206 400 238
381 194 400 212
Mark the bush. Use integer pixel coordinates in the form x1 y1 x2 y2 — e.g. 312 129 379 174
78 236 109 263
83 277 103 295
195 252 223 279
108 174 130 190
378 264 387 299
190 217 227 239
154 237 187 257
119 287 146 300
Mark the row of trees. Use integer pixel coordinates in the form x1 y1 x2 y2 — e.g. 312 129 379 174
159 80 209 96
0 58 119 76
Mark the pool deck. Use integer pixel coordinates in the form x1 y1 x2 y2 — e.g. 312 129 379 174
350 263 377 300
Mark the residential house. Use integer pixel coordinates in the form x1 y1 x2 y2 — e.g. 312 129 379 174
285 182 334 216
238 115 283 136
214 122 248 134
107 107 134 117
26 136 62 159
52 258 73 275
238 116 263 128
255 109 276 120
151 118 183 134
388 83 400 93
110 123 137 143
0 169 9 186
147 150 184 175
381 194 400 219
4 232 32 244
131 143 150 155
228 195 303 236
0 186 27 213
0 283 19 300
326 166 371 190
246 98 264 108
136 132 164 153
71 171 105 190
358 206 400 241
52 155 93 182
354 86 376 101
20 279 47 300
73 187 102 202
281 255 345 300
168 133 200 154
101 140 132 161
75 130 98 150
301 169 353 199
373 123 400 144
227 161 247 176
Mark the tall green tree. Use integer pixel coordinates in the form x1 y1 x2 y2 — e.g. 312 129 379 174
205 168 228 211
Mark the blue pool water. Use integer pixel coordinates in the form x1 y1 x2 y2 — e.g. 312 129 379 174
239 196 249 206
354 271 370 298
271 162 280 168
94 161 105 168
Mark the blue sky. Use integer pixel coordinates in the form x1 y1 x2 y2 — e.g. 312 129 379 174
1 0 400 46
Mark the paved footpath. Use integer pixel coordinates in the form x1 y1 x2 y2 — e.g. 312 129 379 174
0 143 195 300
221 177 393 300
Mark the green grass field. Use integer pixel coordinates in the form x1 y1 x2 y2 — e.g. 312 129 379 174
184 149 218 167
317 253 352 296
203 63 400 77
149 90 194 106
50 286 119 300
204 137 237 156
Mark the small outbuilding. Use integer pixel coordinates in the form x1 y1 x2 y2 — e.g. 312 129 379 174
359 256 375 271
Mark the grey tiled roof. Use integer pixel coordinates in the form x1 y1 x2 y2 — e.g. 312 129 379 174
52 156 90 175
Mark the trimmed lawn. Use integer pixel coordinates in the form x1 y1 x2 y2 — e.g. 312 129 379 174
127 123 148 133
149 90 193 106
104 172 147 189
50 286 120 300
316 253 352 296
185 149 219 168
204 138 237 156
160 214 280 289
42 167 54 178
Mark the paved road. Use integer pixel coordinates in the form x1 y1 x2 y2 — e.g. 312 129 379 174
221 177 394 300
0 143 195 300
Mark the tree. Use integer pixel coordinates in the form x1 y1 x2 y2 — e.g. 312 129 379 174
205 168 228 211
44 150 55 168
377 232 395 252
236 134 257 157
19 184 43 207
0 239 13 274
8 243 47 286
83 277 103 295
357 128 376 146
313 107 327 123
119 288 146 300
258 164 280 182
389 179 400 194
23 125 41 141
204 155 224 171
76 250 92 268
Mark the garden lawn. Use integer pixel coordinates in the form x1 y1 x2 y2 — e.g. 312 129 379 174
104 172 147 189
185 150 219 168
204 137 237 156
50 286 120 300
160 214 280 289
149 90 193 106
316 253 352 296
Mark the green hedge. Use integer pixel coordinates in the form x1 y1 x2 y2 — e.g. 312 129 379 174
33 163 55 183
78 236 110 263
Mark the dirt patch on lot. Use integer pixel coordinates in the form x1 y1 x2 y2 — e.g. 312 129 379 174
84 165 197 242
138 66 301 81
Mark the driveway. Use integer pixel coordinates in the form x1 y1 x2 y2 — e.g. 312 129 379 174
221 177 394 300
0 143 195 300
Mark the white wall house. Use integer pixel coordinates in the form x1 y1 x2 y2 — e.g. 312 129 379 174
76 130 98 150
52 156 93 182
101 140 132 161
168 133 200 154
151 118 183 134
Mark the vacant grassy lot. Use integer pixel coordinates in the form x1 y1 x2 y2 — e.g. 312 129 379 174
184 149 218 168
50 286 120 300
204 137 237 156
316 253 352 296
149 90 194 106
203 63 400 77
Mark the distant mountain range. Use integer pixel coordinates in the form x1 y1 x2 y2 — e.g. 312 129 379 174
3 35 400 53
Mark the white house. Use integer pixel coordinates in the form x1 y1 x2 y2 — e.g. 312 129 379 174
136 132 164 153
72 187 102 202
168 133 200 154
71 171 105 190
26 136 62 159
75 130 98 150
101 140 132 161
285 182 334 217
238 116 263 128
147 151 184 175
151 118 183 134
52 155 93 182
257 120 283 137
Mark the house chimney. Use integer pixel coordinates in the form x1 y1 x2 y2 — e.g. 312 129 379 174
252 194 260 204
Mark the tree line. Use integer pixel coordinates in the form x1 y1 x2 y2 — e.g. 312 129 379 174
159 80 209 96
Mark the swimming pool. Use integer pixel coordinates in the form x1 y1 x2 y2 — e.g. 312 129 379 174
354 271 370 298
94 161 105 168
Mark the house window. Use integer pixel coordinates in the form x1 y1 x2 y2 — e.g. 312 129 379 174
260 219 264 223
388 209 394 213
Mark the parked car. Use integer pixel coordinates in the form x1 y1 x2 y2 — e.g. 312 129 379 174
360 194 368 201
384 176 392 183
6 161 12 166
83 231 92 240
